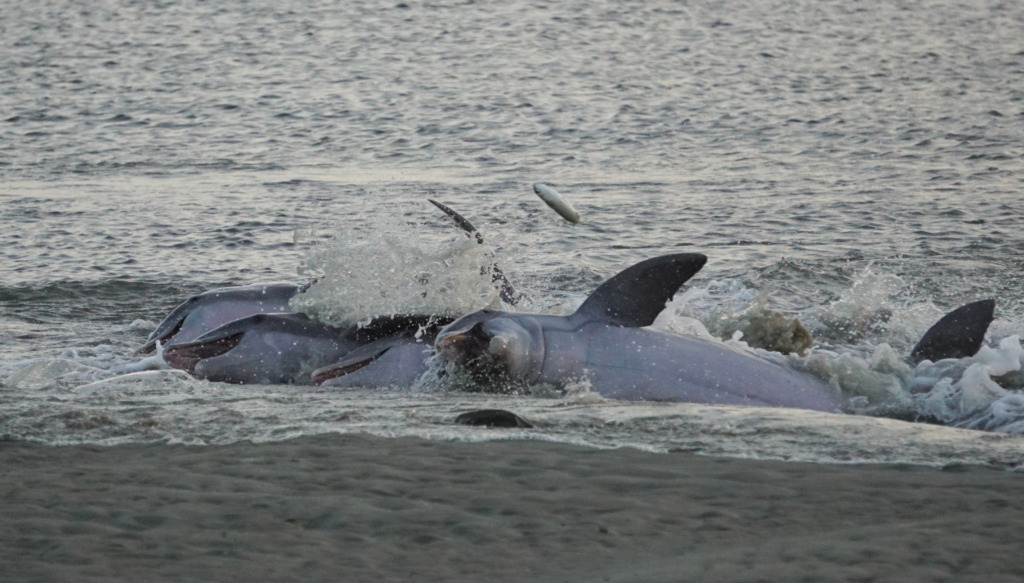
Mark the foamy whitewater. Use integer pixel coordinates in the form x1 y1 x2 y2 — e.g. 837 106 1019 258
2 0 1023 467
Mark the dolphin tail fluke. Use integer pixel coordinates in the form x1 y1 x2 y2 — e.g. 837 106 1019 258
908 299 995 365
572 253 708 327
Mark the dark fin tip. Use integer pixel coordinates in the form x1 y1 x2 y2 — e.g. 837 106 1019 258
908 299 995 365
453 409 533 428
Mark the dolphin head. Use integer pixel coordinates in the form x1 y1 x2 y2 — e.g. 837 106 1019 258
435 309 545 386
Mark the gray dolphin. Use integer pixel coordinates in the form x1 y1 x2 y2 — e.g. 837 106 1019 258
435 254 997 412
163 313 452 385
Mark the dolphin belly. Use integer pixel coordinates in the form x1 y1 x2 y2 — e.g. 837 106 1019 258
549 324 841 412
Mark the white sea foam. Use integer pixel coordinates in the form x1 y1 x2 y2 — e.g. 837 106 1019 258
74 369 196 396
4 358 104 390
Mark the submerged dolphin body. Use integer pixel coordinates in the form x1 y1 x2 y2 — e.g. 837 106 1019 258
163 313 453 385
435 254 997 412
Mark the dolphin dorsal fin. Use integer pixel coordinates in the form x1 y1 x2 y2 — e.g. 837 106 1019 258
908 299 995 365
572 253 708 327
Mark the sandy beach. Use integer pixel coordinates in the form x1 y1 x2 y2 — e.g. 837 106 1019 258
2 434 1023 582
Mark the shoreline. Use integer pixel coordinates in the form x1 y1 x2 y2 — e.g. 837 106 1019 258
3 433 1024 582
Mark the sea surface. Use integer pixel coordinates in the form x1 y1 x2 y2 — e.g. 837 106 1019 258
2 0 1024 466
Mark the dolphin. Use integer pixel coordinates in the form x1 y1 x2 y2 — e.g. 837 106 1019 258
434 254 997 412
163 313 452 385
140 200 514 355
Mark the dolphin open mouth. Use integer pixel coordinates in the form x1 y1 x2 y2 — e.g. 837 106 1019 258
436 324 523 386
163 332 245 373
436 324 493 368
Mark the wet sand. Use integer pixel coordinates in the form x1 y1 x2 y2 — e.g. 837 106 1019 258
3 434 1023 582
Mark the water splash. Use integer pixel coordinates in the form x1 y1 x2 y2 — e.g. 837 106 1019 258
290 202 504 327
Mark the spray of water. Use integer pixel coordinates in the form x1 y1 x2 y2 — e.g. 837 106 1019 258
290 203 503 327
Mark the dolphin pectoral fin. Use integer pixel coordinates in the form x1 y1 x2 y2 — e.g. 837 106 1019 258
572 253 708 327
908 299 996 365
312 345 392 385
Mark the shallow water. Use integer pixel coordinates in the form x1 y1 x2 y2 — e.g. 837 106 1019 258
2 0 1024 465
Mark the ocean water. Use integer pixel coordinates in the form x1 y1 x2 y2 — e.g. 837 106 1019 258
2 0 1024 466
